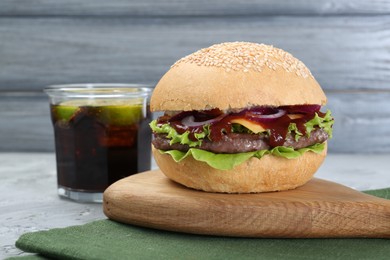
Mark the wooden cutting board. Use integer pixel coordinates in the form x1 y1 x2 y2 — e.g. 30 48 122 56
103 170 390 238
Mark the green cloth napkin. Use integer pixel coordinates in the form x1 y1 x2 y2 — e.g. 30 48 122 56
11 188 390 260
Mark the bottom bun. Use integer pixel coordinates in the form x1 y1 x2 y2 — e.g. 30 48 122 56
152 143 327 193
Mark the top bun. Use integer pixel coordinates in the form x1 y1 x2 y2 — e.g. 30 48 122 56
150 42 326 112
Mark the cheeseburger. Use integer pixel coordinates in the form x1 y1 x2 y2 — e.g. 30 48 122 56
150 42 334 193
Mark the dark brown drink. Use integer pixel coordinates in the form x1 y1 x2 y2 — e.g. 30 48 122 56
50 101 151 193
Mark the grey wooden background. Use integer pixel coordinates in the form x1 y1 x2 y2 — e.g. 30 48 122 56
1 0 390 153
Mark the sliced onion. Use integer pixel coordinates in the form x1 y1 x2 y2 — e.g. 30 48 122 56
181 114 225 127
246 109 286 119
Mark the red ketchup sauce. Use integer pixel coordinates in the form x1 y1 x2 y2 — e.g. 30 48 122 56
156 105 322 148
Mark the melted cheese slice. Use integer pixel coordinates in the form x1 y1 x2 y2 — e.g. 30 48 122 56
231 114 303 133
230 118 266 133
287 114 304 120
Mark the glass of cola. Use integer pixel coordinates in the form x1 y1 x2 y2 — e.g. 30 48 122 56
44 84 153 202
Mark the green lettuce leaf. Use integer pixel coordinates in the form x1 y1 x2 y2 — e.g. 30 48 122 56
305 110 334 138
287 110 334 141
159 143 325 170
149 120 209 147
287 123 303 142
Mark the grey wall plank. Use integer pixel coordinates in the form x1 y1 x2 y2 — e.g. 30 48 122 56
327 90 390 154
0 93 52 152
0 91 389 153
1 16 389 91
1 0 389 16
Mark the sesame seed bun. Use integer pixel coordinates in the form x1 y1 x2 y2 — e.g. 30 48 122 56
150 42 326 112
152 144 327 193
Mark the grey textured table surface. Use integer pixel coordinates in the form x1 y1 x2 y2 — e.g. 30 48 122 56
1 152 390 258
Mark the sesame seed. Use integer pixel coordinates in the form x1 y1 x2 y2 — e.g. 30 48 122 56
173 42 313 79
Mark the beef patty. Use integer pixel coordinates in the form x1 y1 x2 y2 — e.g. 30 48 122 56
152 128 328 154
